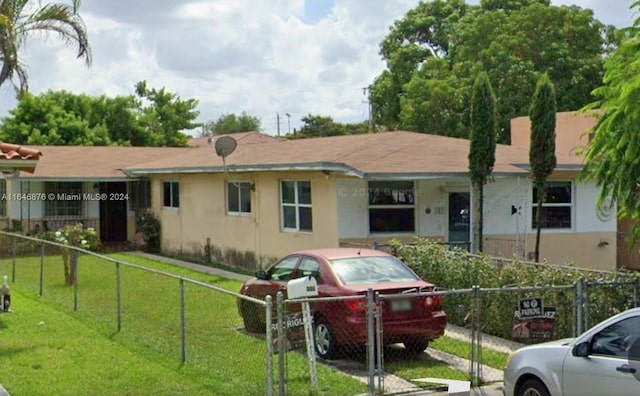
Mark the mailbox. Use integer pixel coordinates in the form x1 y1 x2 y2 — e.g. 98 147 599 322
287 276 318 299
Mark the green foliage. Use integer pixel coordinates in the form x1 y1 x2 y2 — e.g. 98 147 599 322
48 223 99 285
200 112 262 136
0 84 199 146
371 1 615 142
469 73 497 252
580 2 640 246
136 209 161 253
287 114 370 139
0 0 91 92
392 239 639 340
529 73 557 261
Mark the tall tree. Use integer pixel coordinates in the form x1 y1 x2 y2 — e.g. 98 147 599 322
0 0 91 92
371 1 615 142
0 87 199 146
200 112 262 136
580 1 640 244
529 74 557 262
468 72 497 253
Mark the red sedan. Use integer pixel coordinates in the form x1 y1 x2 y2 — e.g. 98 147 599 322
237 248 447 359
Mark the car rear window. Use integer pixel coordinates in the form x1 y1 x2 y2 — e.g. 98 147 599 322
329 256 419 285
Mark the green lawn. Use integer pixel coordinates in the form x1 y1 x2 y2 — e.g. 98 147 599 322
0 250 494 395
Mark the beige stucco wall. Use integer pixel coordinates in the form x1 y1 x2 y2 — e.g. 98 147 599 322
151 171 339 269
486 232 616 270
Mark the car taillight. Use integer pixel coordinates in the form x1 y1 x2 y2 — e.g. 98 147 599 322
344 299 367 313
423 295 443 310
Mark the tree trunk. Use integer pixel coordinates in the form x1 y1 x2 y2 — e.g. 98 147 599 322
64 251 78 286
472 181 484 253
534 184 544 262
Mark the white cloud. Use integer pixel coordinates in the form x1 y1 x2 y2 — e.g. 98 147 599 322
0 0 632 136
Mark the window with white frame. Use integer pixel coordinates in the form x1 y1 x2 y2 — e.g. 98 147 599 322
45 182 83 217
0 179 6 217
281 180 312 232
368 181 415 233
531 181 572 229
163 181 180 208
227 181 252 215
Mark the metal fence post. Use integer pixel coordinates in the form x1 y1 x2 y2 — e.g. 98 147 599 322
266 295 274 396
39 241 44 297
366 288 375 396
11 237 16 282
180 278 186 364
276 292 285 396
576 278 584 336
73 251 79 311
633 277 639 308
116 261 122 332
375 292 384 394
584 280 590 330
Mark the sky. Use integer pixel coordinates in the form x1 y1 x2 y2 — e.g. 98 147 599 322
2 0 636 137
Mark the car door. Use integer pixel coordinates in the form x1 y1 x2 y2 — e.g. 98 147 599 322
562 316 640 396
251 255 300 301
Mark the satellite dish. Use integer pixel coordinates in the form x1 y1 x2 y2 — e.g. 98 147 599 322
214 136 237 158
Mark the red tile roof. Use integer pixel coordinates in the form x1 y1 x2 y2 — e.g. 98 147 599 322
0 142 43 173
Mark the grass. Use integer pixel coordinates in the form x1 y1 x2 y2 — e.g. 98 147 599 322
0 249 499 395
431 336 509 370
0 251 368 396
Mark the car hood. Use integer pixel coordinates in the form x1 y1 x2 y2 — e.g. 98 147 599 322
517 337 575 352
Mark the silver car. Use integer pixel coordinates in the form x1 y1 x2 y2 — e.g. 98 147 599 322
503 307 640 396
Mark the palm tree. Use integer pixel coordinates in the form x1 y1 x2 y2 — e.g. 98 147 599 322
0 0 91 92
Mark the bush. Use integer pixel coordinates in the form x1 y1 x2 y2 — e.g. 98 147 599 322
393 238 639 340
136 209 161 253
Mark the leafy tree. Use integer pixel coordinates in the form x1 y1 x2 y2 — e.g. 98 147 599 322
371 1 615 142
0 85 199 146
580 2 640 244
290 114 369 139
200 112 262 136
529 74 557 262
0 0 91 92
468 73 497 253
134 81 199 147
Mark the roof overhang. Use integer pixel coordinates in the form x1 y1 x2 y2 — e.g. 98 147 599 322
0 159 40 174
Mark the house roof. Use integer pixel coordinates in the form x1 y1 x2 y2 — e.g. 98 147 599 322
125 131 583 179
188 132 282 147
0 142 43 173
17 146 191 180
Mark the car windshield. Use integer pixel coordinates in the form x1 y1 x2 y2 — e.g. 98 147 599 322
329 256 419 285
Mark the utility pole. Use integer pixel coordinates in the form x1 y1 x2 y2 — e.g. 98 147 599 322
362 87 373 132
285 113 291 135
276 113 281 136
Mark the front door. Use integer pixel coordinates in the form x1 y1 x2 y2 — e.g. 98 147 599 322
99 182 127 242
448 192 470 250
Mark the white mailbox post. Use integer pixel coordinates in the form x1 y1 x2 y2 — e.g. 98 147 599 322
286 276 319 391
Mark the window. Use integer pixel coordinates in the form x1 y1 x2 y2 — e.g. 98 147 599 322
297 257 320 280
532 181 572 229
227 181 252 215
163 181 180 208
0 179 6 217
368 181 415 233
281 180 312 232
129 180 151 211
268 256 299 281
590 317 640 358
45 182 82 217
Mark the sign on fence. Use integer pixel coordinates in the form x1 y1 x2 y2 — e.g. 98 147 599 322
271 312 307 352
513 297 557 343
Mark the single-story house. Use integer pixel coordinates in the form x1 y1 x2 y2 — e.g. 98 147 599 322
1 115 622 271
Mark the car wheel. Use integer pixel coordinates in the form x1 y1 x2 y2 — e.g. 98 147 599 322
314 317 338 359
517 378 550 396
240 301 265 333
403 338 429 356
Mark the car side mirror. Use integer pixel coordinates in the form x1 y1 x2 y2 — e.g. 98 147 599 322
256 270 268 280
572 341 590 357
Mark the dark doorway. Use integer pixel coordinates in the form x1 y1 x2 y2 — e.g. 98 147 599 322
99 182 127 242
448 192 470 251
